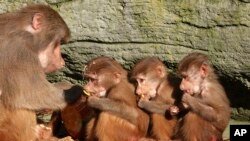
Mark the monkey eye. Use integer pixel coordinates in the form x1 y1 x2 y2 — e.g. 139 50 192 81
137 78 144 84
181 74 188 79
84 77 95 83
182 75 191 81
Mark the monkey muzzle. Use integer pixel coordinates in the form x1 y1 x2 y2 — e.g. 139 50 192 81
139 94 150 100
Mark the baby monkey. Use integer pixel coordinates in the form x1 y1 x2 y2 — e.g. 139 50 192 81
172 52 230 141
131 57 182 140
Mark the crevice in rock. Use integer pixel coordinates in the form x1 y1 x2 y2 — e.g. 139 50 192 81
181 21 249 29
67 39 196 50
220 76 250 109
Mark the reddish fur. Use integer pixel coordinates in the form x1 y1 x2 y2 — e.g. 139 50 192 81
88 113 140 141
131 57 182 140
0 105 37 141
150 82 177 140
51 82 95 140
84 56 149 141
151 114 176 139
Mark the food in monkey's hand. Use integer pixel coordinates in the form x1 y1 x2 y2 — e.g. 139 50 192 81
83 90 91 96
139 94 151 101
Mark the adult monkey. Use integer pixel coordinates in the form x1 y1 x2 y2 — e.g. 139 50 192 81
170 52 231 141
0 4 82 141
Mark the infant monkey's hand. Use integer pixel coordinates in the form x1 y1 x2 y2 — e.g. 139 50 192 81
169 105 180 116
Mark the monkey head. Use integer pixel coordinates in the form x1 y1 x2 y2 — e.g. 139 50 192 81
20 5 70 73
83 56 127 97
178 52 216 96
131 57 167 100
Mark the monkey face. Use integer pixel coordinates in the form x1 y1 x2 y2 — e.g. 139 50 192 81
83 73 107 97
83 57 125 98
179 67 204 96
133 74 159 100
39 40 65 73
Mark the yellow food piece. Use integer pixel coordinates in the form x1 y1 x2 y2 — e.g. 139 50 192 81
141 94 145 98
83 90 90 96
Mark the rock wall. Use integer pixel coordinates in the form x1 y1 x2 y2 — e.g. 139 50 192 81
0 0 249 120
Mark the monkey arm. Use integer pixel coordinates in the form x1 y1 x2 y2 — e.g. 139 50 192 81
53 82 84 104
182 94 218 122
138 100 171 115
87 96 139 125
5 75 82 111
1 45 83 111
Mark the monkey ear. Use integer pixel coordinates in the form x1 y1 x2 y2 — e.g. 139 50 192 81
32 13 43 31
114 72 121 79
200 64 208 78
114 72 121 83
156 65 165 78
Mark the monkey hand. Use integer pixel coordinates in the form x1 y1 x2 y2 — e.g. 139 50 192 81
182 102 189 109
138 99 148 109
64 85 83 104
181 94 191 110
182 93 192 105
73 95 88 112
169 105 180 116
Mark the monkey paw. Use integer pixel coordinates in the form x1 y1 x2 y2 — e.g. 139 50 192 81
138 99 148 108
169 105 179 116
182 93 191 104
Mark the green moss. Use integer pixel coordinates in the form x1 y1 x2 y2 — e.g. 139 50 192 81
131 0 165 40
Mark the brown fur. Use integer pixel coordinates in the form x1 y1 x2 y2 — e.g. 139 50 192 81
84 56 149 141
0 104 37 141
172 52 231 141
0 31 73 141
0 4 77 141
131 57 182 140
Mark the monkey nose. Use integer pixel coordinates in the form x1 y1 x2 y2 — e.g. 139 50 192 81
136 89 144 96
180 83 185 91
